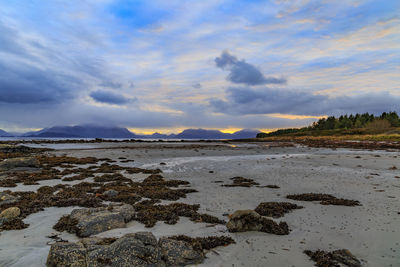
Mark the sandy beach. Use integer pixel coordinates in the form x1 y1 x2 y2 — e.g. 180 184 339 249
0 141 399 266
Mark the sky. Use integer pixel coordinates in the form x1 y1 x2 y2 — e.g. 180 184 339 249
0 0 399 134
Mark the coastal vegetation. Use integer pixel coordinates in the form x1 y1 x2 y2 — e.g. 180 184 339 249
257 112 400 139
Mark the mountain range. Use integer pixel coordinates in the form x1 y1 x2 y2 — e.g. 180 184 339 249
0 125 260 139
0 129 12 137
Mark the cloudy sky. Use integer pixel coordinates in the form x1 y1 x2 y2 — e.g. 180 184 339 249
0 0 399 133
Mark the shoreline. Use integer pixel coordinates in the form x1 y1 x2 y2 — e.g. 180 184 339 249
0 141 399 266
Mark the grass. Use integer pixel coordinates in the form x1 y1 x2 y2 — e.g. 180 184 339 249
254 127 400 142
256 134 400 142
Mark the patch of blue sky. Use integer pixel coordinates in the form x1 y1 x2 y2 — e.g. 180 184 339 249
217 0 277 19
106 0 171 29
314 0 399 35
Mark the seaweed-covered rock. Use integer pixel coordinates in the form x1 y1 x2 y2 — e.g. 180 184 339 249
254 202 303 218
305 249 361 267
226 210 289 235
221 176 259 187
287 193 360 206
56 204 135 237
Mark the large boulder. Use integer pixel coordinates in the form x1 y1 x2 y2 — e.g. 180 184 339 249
86 232 165 267
47 242 87 267
226 210 289 235
68 204 135 237
46 232 207 267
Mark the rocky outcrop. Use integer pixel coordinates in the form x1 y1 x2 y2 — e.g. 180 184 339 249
0 157 39 171
54 204 135 237
47 232 210 267
226 210 289 235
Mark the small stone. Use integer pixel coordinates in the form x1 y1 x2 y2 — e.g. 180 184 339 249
103 189 118 197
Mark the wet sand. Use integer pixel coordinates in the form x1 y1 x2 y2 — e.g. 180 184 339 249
0 141 399 266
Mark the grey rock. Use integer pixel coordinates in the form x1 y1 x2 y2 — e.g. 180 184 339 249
46 232 207 267
87 232 164 267
69 204 135 237
0 192 18 206
103 189 118 197
159 238 204 266
46 242 86 267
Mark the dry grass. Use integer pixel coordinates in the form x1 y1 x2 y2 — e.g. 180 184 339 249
257 134 400 142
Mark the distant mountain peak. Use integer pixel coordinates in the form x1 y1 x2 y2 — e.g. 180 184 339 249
12 125 260 139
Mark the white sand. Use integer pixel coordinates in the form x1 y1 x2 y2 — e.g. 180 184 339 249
0 142 399 266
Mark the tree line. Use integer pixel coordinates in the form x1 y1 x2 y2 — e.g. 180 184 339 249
258 111 400 137
311 111 399 130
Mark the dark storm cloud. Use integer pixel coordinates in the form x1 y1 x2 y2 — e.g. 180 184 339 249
90 90 134 105
0 18 124 106
210 87 400 116
0 62 80 104
215 51 286 86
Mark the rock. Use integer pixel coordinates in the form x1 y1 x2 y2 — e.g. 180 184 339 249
159 238 204 266
46 232 234 266
87 232 165 267
47 242 87 267
254 202 303 218
0 157 39 171
66 204 135 237
0 192 18 206
0 207 20 220
226 210 289 235
304 249 361 267
103 189 118 197
46 232 210 267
